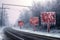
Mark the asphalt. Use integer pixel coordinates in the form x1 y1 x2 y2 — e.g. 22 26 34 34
3 27 60 40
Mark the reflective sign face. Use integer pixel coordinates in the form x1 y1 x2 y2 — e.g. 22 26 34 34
30 17 39 26
41 12 56 24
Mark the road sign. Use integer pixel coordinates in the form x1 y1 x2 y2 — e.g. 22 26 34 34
30 17 39 31
41 12 56 32
18 21 24 28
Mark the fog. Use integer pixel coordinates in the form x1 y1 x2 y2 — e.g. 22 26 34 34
0 0 60 27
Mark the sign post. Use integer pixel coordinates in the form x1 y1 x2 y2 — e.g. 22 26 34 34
30 17 39 31
18 21 24 29
41 12 56 32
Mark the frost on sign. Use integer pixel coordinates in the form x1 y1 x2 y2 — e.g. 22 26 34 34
41 12 56 32
30 17 39 26
41 12 56 25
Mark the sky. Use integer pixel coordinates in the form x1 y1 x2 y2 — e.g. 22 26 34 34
0 0 33 25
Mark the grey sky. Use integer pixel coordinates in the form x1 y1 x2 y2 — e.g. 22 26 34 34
0 0 33 25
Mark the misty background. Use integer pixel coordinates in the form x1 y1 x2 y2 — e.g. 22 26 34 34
0 0 60 40
0 0 60 30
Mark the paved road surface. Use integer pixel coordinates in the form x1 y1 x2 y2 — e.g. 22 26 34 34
3 27 60 40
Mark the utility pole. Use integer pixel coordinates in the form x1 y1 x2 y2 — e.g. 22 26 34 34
0 3 9 27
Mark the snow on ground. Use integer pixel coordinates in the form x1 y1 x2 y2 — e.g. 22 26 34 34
0 27 4 40
12 26 60 38
0 26 60 40
0 26 8 40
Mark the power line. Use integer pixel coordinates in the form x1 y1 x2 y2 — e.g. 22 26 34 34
0 7 9 9
3 3 32 8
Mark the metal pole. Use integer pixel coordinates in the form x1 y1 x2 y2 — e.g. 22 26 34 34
1 3 3 26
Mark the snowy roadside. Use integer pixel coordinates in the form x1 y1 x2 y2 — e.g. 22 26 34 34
11 26 60 38
0 31 4 40
0 27 7 40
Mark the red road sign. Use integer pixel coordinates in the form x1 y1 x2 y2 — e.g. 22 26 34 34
18 21 24 27
30 17 39 31
41 12 56 24
30 17 39 26
41 12 56 32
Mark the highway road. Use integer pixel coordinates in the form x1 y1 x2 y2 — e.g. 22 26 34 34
3 27 60 40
